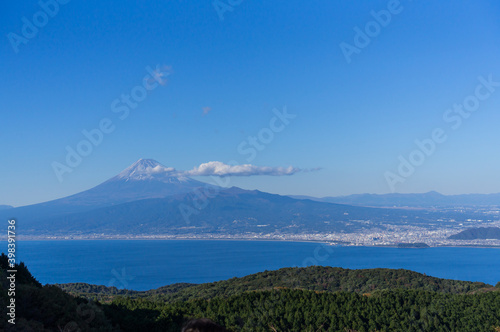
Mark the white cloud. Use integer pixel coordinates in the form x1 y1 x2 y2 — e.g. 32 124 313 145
183 161 315 177
150 165 175 174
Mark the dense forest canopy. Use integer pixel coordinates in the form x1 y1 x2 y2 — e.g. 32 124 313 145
2 253 500 331
57 265 493 303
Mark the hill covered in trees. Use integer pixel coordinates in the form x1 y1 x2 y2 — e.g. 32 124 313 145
0 253 116 331
2 253 500 331
107 288 500 331
57 266 492 303
448 227 500 240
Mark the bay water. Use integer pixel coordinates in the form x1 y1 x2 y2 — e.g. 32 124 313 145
3 240 499 291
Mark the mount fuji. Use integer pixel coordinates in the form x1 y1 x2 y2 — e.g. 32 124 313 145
57 158 215 207
0 159 217 226
1 159 478 238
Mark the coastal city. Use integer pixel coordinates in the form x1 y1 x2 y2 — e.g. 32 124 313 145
23 218 500 248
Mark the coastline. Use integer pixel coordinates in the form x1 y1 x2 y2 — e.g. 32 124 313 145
1 236 500 249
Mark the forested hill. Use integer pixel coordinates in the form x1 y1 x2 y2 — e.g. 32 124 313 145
57 266 493 303
0 253 116 331
448 227 500 240
3 254 500 331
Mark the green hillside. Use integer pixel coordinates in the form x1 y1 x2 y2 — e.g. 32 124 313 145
2 253 500 331
58 266 493 303
0 253 117 331
106 288 500 332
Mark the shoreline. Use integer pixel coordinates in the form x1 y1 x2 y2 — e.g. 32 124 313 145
1 237 499 248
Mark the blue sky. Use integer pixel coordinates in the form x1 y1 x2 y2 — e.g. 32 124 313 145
2 0 500 207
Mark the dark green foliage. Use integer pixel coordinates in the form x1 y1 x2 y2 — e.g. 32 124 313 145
57 282 196 302
3 254 500 332
106 288 500 331
397 242 430 248
0 254 117 331
58 266 492 303
61 266 499 331
0 252 41 287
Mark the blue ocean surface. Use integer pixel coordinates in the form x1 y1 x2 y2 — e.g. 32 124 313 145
2 240 499 291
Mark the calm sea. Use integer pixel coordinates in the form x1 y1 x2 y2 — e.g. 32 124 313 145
3 240 499 291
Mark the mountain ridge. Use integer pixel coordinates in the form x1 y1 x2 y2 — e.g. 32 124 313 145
290 191 500 207
21 186 479 237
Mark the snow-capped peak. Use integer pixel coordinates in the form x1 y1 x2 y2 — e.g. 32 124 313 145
116 159 189 182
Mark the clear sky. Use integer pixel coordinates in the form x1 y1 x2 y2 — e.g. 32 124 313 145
2 0 500 207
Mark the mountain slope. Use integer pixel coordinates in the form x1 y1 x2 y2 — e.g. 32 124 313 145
29 187 477 236
448 227 500 240
0 159 217 227
74 158 210 204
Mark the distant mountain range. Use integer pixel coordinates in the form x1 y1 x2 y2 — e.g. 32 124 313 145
0 205 12 210
0 159 490 238
290 191 500 207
